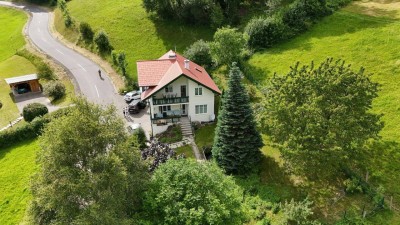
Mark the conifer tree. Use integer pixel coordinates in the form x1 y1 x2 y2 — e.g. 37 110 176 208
212 63 263 174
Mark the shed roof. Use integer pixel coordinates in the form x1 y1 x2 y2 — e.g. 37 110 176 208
5 74 38 84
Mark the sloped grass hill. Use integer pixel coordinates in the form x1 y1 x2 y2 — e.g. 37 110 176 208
58 0 214 80
248 2 400 223
0 140 40 225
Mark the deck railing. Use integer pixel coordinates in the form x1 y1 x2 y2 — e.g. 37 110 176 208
153 96 189 105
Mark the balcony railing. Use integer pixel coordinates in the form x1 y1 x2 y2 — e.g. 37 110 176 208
152 96 189 105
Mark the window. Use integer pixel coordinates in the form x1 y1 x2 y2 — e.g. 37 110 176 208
195 87 203 96
195 105 207 114
159 105 171 112
165 86 173 93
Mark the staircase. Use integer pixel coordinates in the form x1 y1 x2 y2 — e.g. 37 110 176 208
180 117 193 136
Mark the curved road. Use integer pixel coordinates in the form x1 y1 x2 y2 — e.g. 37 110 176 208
0 1 125 109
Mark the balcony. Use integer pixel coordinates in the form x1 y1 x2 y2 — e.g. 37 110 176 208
152 96 189 105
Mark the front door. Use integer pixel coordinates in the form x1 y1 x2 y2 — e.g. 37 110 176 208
181 85 187 97
181 104 187 115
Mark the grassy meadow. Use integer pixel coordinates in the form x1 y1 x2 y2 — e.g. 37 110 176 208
56 0 214 80
0 140 39 225
245 1 400 223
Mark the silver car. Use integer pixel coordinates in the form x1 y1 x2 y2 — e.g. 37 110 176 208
124 90 141 102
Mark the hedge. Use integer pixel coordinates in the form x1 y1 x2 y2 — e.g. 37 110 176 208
0 107 71 149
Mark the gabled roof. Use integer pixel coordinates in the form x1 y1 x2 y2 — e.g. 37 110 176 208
137 50 221 100
5 74 38 84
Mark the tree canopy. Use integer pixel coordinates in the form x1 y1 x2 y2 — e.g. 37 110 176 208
28 98 148 224
212 63 263 175
259 58 383 178
143 159 244 225
210 27 246 66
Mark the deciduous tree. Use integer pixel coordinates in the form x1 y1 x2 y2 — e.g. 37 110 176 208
260 58 383 178
28 98 148 224
144 159 244 224
210 27 246 66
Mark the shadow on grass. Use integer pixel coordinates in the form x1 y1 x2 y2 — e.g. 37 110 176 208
0 139 36 160
149 15 214 53
234 154 303 203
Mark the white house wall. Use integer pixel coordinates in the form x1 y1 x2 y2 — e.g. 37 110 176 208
147 76 216 122
187 79 215 122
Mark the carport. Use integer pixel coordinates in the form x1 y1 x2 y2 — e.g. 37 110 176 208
5 74 41 95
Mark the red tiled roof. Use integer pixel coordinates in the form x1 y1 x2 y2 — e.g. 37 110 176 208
137 50 221 100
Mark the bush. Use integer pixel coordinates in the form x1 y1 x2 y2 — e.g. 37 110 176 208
79 22 94 41
283 0 329 34
245 16 286 50
63 10 73 28
23 103 49 122
144 160 244 224
184 40 212 68
210 27 246 66
44 81 66 100
16 49 55 80
0 116 50 149
142 0 240 28
94 30 111 53
343 177 363 194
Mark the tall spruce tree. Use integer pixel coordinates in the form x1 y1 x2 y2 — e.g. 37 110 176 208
212 62 263 174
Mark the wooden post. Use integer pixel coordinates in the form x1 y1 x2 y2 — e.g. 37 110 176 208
365 170 369 183
362 205 366 218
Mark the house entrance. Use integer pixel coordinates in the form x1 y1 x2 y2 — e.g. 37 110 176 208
181 104 187 115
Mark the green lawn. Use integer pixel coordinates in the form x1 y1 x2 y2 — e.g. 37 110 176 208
175 145 195 159
194 124 216 150
0 8 37 128
57 0 214 80
0 139 40 225
248 9 400 142
247 2 400 223
0 8 27 62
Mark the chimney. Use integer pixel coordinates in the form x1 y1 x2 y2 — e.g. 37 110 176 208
184 59 190 70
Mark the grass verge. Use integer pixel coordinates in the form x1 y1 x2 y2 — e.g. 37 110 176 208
175 145 195 159
0 139 39 225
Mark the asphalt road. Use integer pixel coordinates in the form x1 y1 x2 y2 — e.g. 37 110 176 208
0 1 125 109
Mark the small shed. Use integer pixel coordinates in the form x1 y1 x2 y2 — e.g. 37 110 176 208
5 74 41 95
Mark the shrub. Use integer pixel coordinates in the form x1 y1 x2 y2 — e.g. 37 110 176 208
94 30 111 53
142 0 240 28
37 63 54 80
144 160 244 224
184 40 213 68
282 0 329 34
79 22 94 41
63 10 73 28
16 49 55 80
0 116 50 149
343 177 363 194
245 16 286 50
44 80 66 100
23 103 49 122
210 27 246 66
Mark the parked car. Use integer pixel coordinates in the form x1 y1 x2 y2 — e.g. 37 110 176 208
127 99 146 114
124 90 141 102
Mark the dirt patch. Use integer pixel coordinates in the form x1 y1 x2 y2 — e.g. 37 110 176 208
346 0 400 19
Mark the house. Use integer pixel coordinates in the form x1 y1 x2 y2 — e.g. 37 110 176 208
138 50 221 133
5 74 41 95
